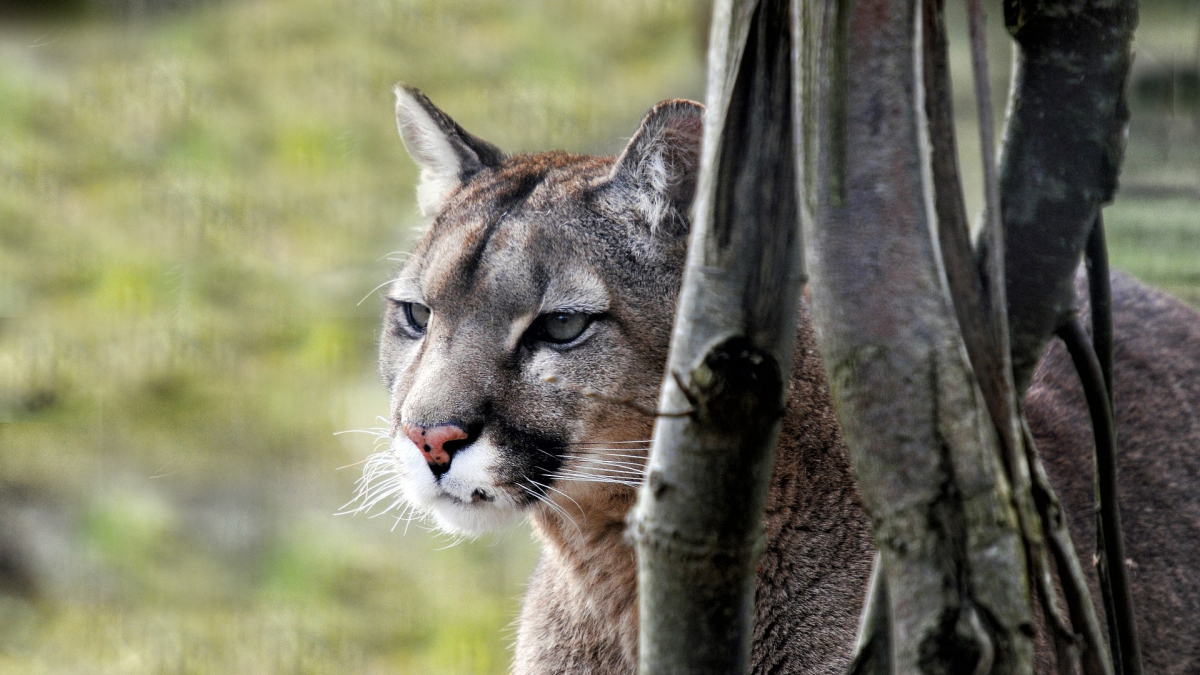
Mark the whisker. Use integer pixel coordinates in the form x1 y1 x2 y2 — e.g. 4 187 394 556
333 428 390 437
390 507 409 532
572 469 644 480
402 505 424 536
435 532 472 550
578 451 649 459
551 468 645 480
575 460 646 474
368 491 408 518
519 481 582 536
564 460 646 472
581 456 647 466
554 473 643 484
357 275 416 306
335 457 371 471
549 473 643 488
564 440 653 446
531 446 563 461
392 503 425 532
528 478 586 520
378 250 414 262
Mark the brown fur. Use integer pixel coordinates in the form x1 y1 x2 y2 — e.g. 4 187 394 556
1029 273 1200 674
378 92 1200 674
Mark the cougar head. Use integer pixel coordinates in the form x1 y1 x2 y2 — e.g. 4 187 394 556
365 86 703 535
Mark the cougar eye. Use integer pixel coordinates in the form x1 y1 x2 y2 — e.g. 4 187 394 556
403 302 431 334
537 312 591 344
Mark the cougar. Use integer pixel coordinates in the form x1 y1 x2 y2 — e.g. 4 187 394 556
362 87 1200 674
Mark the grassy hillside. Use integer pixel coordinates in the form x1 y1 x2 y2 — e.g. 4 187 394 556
0 1 1195 674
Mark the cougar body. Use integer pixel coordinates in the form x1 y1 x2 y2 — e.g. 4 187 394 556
371 90 1200 674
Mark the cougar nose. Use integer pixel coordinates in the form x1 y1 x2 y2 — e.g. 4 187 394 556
404 422 470 477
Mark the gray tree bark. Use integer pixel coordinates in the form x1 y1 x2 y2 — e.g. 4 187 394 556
996 0 1143 672
996 0 1138 395
800 0 1037 672
629 0 806 673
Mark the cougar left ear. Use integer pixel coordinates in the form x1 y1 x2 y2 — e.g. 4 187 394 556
608 99 704 233
395 85 506 216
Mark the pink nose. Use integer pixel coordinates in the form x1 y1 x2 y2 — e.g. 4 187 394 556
404 422 468 470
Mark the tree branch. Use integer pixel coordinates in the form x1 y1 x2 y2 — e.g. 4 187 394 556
1024 420 1114 675
995 0 1138 394
1056 319 1144 675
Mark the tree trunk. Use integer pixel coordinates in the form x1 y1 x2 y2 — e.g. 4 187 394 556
800 0 1037 671
630 0 805 673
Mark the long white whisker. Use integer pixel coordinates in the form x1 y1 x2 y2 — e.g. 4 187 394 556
528 478 586 520
581 457 646 468
403 505 424 536
333 427 390 437
566 439 653 446
549 470 648 485
435 532 472 550
519 482 582 536
573 462 645 476
553 470 643 480
335 457 371 471
576 453 649 463
562 464 645 476
378 250 413 262
369 491 409 518
357 275 416 306
549 474 643 487
392 503 420 532
560 466 643 477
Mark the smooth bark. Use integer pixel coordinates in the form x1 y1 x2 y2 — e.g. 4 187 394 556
801 0 1037 671
630 0 805 673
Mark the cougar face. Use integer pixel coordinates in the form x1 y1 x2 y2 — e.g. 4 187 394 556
373 87 702 534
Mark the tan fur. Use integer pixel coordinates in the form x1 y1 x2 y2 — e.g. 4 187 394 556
376 91 1200 675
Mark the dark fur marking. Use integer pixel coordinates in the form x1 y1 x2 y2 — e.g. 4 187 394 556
491 419 566 505
455 170 546 287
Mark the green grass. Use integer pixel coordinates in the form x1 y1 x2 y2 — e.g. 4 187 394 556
1106 198 1200 307
0 0 702 673
0 0 1196 673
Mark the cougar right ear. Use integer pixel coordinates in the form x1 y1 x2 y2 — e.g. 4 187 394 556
607 99 704 235
394 85 505 216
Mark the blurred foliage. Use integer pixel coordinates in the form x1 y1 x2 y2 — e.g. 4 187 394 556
0 0 1195 673
0 0 703 672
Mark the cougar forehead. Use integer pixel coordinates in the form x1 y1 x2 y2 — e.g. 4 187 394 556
412 153 614 314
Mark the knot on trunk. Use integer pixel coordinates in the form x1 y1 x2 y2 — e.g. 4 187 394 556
685 336 784 430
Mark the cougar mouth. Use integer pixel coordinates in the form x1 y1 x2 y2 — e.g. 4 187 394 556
381 421 567 534
348 411 650 535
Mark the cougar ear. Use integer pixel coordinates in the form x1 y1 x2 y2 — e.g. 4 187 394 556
394 85 506 216
608 99 704 233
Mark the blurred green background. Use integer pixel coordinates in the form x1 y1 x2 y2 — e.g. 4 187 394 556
0 0 1196 673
